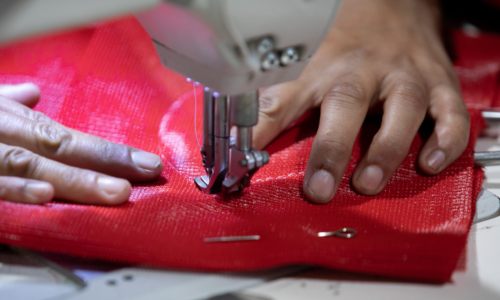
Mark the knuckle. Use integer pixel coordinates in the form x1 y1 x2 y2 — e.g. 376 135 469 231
430 64 453 79
431 85 470 121
259 93 281 114
373 135 409 162
441 122 470 149
20 181 31 198
68 169 94 189
101 141 129 164
55 165 94 192
430 83 460 102
325 81 366 110
453 107 470 129
430 63 460 87
391 80 428 110
316 137 352 161
26 110 51 123
455 129 469 149
259 95 288 130
32 122 73 156
1 147 39 177
258 93 286 126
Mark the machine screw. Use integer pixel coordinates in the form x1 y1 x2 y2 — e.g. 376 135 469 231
261 51 280 71
280 47 300 66
262 151 270 164
256 37 275 54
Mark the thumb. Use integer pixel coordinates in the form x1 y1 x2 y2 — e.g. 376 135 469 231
253 82 311 150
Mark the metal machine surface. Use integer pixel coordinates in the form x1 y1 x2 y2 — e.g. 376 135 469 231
0 0 158 43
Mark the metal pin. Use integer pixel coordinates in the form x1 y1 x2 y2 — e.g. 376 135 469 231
475 151 500 166
474 111 500 166
317 227 357 239
482 110 500 121
204 235 261 243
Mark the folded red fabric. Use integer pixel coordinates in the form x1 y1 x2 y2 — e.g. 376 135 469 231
0 18 495 282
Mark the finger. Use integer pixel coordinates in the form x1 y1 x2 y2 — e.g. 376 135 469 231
418 84 469 174
0 99 162 181
253 81 311 149
352 74 428 195
304 74 375 203
0 144 131 205
0 83 40 107
0 176 53 204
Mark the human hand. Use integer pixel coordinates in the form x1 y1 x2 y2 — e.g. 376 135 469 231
0 83 162 205
254 0 469 203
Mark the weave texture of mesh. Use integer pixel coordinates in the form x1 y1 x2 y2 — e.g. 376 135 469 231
0 18 497 282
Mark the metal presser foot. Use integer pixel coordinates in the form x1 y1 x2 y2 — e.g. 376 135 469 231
194 89 269 194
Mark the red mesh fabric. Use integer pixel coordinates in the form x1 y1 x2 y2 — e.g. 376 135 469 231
453 30 500 108
0 18 495 282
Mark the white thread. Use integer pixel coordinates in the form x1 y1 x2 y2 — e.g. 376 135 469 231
253 171 305 183
192 81 201 148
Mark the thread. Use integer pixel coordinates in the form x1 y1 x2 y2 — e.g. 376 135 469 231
187 77 202 148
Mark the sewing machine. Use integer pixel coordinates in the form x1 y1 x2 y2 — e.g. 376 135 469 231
1 2 500 299
0 0 340 194
136 0 340 193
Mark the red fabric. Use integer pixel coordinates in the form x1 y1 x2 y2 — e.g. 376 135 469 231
486 0 500 9
453 30 500 108
0 18 495 282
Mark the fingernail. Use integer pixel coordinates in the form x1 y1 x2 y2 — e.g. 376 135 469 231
358 165 384 193
25 182 53 202
131 151 161 172
0 83 40 102
306 169 336 203
97 177 131 202
427 149 446 171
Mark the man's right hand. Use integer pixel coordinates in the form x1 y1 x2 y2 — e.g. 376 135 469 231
0 83 163 205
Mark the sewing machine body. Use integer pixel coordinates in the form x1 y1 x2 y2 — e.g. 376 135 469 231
0 0 340 96
136 0 339 95
0 0 158 43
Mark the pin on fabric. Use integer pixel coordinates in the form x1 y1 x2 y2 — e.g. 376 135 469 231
203 227 358 244
317 227 357 239
204 235 261 243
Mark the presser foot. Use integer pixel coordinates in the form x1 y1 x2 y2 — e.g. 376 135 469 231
194 174 225 194
222 147 269 193
194 147 269 194
196 89 268 194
